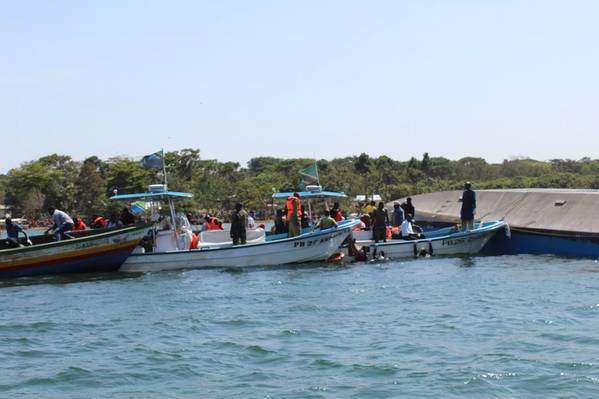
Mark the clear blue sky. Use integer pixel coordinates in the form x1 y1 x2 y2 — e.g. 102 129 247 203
1 0 598 172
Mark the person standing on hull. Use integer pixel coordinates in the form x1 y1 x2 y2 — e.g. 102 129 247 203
45 207 75 241
286 192 302 238
372 202 389 243
230 203 248 245
401 197 415 220
460 181 476 230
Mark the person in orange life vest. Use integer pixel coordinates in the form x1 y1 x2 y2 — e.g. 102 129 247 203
206 216 222 231
287 192 302 237
91 215 107 229
73 217 87 231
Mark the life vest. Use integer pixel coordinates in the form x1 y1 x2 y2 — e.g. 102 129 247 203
207 217 221 230
92 216 106 228
74 220 87 230
190 233 199 249
286 196 302 220
334 211 344 222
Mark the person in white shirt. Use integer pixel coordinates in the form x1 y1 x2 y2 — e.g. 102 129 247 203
400 214 422 240
247 211 256 229
45 207 74 241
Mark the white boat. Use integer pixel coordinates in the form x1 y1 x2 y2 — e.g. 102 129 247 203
351 220 509 260
111 186 359 272
121 220 358 272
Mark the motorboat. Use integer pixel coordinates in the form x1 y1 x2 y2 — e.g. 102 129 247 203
111 185 360 272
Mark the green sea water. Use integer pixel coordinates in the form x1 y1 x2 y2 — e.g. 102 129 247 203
2 255 599 398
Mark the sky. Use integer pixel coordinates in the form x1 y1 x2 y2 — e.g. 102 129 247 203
1 0 598 173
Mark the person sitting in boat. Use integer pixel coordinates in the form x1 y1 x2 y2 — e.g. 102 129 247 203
372 202 389 243
107 214 123 228
247 211 256 229
271 209 288 234
316 210 338 230
90 215 107 229
120 207 135 226
73 217 87 231
4 217 32 248
203 215 223 231
400 214 423 240
45 207 74 241
331 202 345 222
230 203 248 245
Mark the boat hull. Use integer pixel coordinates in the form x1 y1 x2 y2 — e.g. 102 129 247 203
363 220 508 260
121 221 358 272
0 225 149 278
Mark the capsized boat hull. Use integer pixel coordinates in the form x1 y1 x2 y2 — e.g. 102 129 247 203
360 220 508 260
0 224 149 278
120 220 359 272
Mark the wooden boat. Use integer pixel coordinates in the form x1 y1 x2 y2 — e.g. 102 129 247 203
0 224 149 278
350 220 509 260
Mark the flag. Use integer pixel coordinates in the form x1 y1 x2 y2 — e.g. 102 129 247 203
299 163 319 184
131 201 147 214
140 151 164 169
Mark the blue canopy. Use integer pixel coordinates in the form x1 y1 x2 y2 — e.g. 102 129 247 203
110 191 193 200
272 191 347 200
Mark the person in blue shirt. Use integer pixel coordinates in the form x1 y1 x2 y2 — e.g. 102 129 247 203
391 202 405 227
4 217 32 248
460 181 476 230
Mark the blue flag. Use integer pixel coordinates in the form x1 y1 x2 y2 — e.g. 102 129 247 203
140 151 164 169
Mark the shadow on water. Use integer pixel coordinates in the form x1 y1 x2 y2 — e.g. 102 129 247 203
0 271 143 289
458 256 477 268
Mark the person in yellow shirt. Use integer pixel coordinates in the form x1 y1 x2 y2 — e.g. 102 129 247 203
362 200 376 215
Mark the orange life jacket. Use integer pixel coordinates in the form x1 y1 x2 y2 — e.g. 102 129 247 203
190 233 199 249
286 196 302 220
207 217 221 230
74 220 87 230
92 216 106 228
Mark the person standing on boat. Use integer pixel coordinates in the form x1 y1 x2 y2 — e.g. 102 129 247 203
391 202 405 227
272 209 287 234
372 202 389 243
230 203 248 245
4 217 32 248
45 207 74 241
460 181 476 230
401 197 415 220
287 193 302 237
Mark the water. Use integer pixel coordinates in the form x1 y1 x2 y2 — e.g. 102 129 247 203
2 255 599 398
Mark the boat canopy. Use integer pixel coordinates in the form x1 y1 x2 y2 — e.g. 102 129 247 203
110 191 193 200
272 191 347 200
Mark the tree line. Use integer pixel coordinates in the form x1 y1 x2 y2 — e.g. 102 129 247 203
1 150 598 220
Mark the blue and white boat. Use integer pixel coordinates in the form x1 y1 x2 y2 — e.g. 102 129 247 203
111 185 359 272
353 220 509 260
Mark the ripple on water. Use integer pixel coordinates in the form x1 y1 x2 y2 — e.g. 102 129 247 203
2 255 599 398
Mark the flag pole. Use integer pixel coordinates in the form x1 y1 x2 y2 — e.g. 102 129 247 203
162 148 168 188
